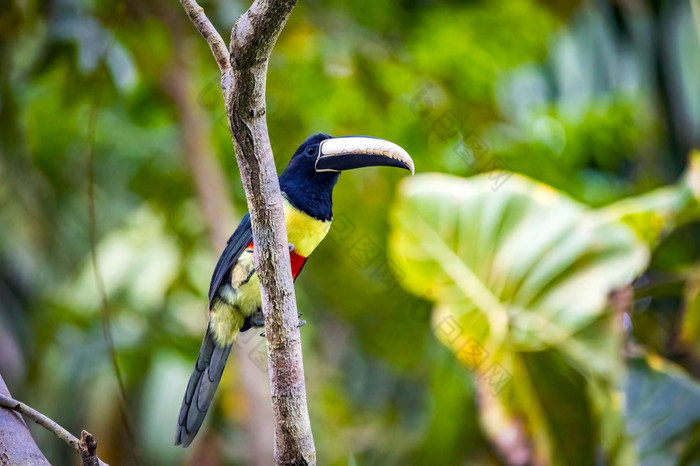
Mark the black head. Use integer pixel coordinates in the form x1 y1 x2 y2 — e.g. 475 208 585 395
279 133 338 221
279 133 414 221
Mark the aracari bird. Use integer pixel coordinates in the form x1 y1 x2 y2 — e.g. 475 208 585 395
175 133 414 447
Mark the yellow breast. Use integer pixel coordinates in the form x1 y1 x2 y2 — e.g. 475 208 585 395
282 197 332 257
210 198 332 345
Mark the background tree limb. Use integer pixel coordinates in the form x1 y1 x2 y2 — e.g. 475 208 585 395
180 0 316 464
179 0 230 74
0 374 49 465
0 374 108 466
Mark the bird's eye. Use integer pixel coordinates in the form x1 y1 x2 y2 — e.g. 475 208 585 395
306 146 317 156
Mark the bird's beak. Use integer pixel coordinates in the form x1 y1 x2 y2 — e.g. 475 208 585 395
315 136 415 174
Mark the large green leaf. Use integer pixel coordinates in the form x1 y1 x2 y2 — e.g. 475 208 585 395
389 173 650 463
390 173 648 358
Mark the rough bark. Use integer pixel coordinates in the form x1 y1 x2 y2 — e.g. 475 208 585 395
180 0 316 464
78 431 100 466
226 3 315 463
165 34 275 465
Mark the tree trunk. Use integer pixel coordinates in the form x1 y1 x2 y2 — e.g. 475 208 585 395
179 0 316 463
165 34 275 465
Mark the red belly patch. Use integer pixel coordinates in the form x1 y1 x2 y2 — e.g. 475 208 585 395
246 241 308 280
290 250 308 279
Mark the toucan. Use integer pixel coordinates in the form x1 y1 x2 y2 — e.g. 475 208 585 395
175 133 414 447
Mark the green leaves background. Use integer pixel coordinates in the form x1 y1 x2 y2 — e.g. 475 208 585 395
2 0 700 464
389 162 700 464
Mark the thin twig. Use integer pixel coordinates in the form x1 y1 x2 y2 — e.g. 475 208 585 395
179 0 231 74
0 394 109 466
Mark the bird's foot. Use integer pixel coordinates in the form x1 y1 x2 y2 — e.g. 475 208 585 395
250 310 265 327
240 310 264 333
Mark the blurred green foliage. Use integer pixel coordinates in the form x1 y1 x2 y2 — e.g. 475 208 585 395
1 0 699 465
389 167 700 464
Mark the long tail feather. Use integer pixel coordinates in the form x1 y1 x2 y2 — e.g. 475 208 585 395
174 325 233 447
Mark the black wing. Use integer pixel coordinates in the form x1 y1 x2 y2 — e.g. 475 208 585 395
208 212 252 306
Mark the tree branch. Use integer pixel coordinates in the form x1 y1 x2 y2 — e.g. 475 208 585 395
0 375 49 465
0 376 108 466
226 2 316 464
78 430 101 466
0 395 109 466
164 26 275 464
181 0 315 463
178 0 230 74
